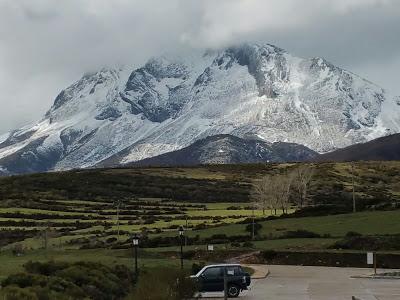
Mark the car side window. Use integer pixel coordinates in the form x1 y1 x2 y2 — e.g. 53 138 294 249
226 266 241 276
226 267 236 276
202 267 222 277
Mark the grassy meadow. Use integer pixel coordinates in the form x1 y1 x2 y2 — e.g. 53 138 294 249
0 161 400 281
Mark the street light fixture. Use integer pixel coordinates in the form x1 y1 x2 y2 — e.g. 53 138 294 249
132 234 139 277
179 226 184 269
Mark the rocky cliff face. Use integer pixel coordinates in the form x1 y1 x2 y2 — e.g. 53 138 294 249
1 43 399 174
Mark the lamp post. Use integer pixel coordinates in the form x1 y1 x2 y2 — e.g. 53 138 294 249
132 234 139 278
179 226 184 269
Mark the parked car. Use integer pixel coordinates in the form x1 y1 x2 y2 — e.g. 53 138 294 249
190 264 251 297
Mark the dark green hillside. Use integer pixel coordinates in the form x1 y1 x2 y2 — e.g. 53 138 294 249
1 162 399 209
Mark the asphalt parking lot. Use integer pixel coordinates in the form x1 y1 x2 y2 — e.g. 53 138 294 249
201 265 400 300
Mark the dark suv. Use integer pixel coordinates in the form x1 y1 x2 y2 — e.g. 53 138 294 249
190 264 251 297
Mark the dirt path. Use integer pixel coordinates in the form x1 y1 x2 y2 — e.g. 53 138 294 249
225 251 261 264
242 264 270 279
224 251 269 279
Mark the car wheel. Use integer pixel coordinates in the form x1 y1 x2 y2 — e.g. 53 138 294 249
227 284 240 298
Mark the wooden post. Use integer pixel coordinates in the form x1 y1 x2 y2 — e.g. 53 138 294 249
134 244 138 277
374 252 377 275
116 202 120 240
351 163 356 213
185 216 188 246
252 205 255 240
44 228 48 250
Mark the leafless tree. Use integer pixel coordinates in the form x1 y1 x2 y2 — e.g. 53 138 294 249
113 199 125 240
252 174 293 215
275 174 292 214
39 223 57 252
252 175 274 215
290 165 315 208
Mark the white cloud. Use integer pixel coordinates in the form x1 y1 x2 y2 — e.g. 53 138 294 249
0 0 399 134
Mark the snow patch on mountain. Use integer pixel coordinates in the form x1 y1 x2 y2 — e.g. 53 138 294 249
0 133 10 144
1 42 400 174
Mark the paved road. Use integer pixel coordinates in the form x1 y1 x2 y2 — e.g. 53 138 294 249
201 265 400 300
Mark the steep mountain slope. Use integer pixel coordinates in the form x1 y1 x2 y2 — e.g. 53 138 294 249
316 133 400 162
130 134 317 166
1 43 400 174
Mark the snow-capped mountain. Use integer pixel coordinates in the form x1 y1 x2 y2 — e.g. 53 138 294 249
1 43 400 174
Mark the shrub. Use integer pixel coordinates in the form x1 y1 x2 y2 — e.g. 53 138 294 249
281 230 321 239
1 261 134 300
11 244 25 256
262 250 278 260
24 261 68 276
345 231 362 238
132 267 197 300
242 241 254 248
2 273 47 289
106 237 118 243
245 223 263 236
182 250 196 260
1 286 39 300
226 206 241 210
328 235 400 251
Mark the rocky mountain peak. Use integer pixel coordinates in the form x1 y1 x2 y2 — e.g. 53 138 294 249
1 42 400 175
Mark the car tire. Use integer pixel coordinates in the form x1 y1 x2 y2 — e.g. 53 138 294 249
227 284 240 298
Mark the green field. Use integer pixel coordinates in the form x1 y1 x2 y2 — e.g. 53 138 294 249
2 210 400 280
1 162 400 282
171 210 400 238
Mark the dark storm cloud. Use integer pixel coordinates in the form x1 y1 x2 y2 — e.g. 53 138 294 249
0 0 399 134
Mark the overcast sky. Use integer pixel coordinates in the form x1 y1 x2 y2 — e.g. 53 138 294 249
1 0 399 134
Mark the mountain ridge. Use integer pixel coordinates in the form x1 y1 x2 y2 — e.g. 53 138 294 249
128 134 317 167
1 42 400 174
316 133 400 162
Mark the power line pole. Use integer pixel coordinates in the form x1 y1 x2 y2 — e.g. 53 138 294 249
252 205 255 240
351 163 356 213
185 216 188 246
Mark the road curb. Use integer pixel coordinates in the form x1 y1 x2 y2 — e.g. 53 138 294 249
351 275 400 280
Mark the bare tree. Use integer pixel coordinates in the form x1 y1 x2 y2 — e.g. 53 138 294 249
252 174 293 215
39 223 57 252
113 199 125 240
290 165 315 208
252 176 273 215
275 175 292 214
